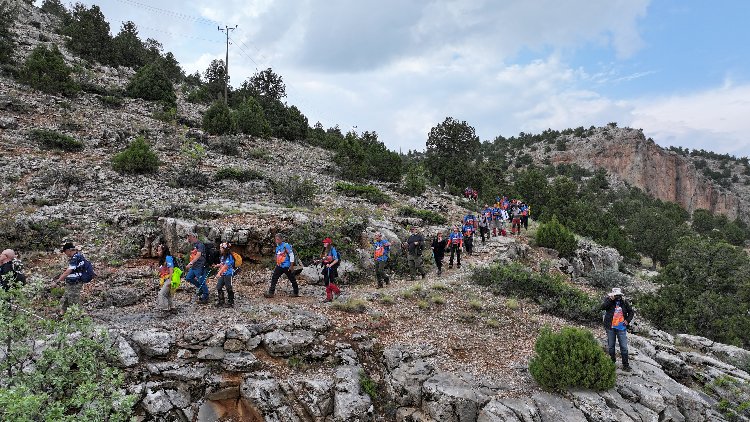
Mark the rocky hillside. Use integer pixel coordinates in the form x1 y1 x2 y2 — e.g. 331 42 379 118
3 2 750 421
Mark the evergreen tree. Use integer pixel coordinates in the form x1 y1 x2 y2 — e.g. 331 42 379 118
63 3 113 64
19 45 78 95
111 21 145 68
126 61 176 105
425 117 481 191
0 0 15 64
233 97 269 137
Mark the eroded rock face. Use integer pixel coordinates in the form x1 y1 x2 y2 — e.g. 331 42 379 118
130 329 173 357
554 128 744 220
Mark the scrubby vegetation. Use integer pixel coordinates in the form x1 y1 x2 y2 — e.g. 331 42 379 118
111 136 159 174
529 327 615 390
270 176 318 207
334 182 391 204
19 45 78 95
397 206 447 225
472 263 598 322
30 129 83 152
126 62 176 105
535 216 577 258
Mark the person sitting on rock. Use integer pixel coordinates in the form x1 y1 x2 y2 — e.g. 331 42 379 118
0 249 26 291
320 237 341 302
156 243 178 314
447 226 463 269
601 287 635 371
212 243 236 307
265 234 300 298
372 232 391 288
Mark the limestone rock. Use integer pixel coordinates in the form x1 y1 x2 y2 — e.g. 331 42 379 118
421 372 489 422
141 389 173 416
131 329 173 357
262 329 315 357
240 372 299 422
197 346 226 360
332 365 373 422
222 352 259 372
290 376 335 421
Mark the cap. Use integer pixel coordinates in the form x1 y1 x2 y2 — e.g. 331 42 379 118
62 242 76 252
323 237 333 245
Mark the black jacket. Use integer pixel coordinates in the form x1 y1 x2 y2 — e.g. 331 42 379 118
407 234 425 255
600 296 634 329
431 238 448 258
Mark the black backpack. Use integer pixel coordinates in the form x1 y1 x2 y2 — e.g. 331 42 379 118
203 242 220 267
79 257 96 283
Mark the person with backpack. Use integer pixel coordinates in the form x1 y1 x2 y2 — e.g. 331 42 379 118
265 234 300 298
156 243 179 314
212 242 236 307
447 226 463 269
185 233 209 305
406 226 426 281
520 203 530 231
55 242 95 313
0 249 26 291
601 287 635 371
431 231 448 276
372 232 391 288
320 237 341 303
511 205 522 235
462 220 475 256
478 211 489 243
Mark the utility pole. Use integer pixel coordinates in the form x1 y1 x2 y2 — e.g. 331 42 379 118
218 25 237 105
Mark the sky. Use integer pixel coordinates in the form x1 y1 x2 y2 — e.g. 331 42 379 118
49 0 750 156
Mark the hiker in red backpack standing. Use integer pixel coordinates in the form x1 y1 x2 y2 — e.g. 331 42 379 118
320 237 341 303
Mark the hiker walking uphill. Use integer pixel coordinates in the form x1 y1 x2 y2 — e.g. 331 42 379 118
185 233 209 304
156 243 180 314
265 234 300 298
372 232 391 288
1 249 26 291
406 226 426 280
447 226 463 269
478 210 490 243
431 231 448 276
462 219 475 256
213 243 236 307
601 287 635 371
55 242 95 313
320 237 341 303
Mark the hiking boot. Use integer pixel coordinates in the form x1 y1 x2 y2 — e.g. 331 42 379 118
322 298 332 303
437 268 442 276
622 365 632 372
457 264 461 269
197 298 209 305
223 302 234 308
448 265 453 269
263 291 274 298
290 292 300 297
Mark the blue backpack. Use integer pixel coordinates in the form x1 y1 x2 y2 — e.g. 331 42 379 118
79 257 96 283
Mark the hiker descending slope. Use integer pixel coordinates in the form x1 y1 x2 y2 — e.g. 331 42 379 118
55 242 95 313
156 243 180 314
320 237 341 303
213 243 236 307
601 287 635 371
185 233 209 304
447 226 463 269
431 231 448 276
406 226 426 280
372 231 391 288
265 234 300 298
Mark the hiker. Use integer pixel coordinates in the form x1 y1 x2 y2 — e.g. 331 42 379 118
520 203 529 230
156 243 179 313
431 231 448 275
185 233 209 304
462 219 475 256
478 210 489 243
447 226 463 269
54 242 91 313
511 206 522 235
1 249 26 291
406 226 426 280
265 234 300 298
320 237 341 302
372 232 391 288
212 242 236 307
601 287 635 371
500 207 509 235
491 205 502 236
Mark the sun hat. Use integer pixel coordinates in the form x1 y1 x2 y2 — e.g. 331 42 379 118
611 287 623 296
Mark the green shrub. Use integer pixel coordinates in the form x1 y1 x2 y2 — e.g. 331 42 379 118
19 45 78 95
63 4 113 64
270 176 318 207
529 327 615 390
126 62 176 105
202 101 234 135
152 104 176 123
99 95 123 108
214 167 263 182
472 263 598 322
0 1 16 65
233 97 270 137
401 165 427 196
209 136 239 156
111 136 159 174
359 370 378 399
398 206 447 225
332 298 368 314
29 129 83 152
334 182 391 204
536 215 578 258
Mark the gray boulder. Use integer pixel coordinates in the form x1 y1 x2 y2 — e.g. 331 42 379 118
240 372 299 422
262 329 315 357
332 365 373 421
197 346 226 360
141 389 173 416
131 329 173 357
290 376 335 421
532 392 587 422
222 352 260 372
421 372 489 422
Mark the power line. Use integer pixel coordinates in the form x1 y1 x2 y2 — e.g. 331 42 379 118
137 25 223 44
112 0 221 25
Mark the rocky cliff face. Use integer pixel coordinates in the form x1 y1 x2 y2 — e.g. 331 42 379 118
552 127 746 221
